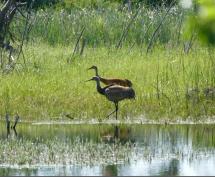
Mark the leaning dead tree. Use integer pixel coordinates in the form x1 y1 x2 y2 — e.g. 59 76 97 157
0 0 34 73
0 1 25 60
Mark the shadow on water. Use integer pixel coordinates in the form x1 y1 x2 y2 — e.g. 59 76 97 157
148 158 180 176
0 168 38 176
0 122 215 175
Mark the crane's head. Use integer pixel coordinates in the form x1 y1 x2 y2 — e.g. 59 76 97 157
87 65 98 71
86 76 100 82
87 65 99 77
125 79 133 87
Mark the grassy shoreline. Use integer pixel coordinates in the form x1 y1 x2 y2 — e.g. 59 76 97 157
0 43 214 121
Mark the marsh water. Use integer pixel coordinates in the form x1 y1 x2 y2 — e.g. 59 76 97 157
0 122 215 176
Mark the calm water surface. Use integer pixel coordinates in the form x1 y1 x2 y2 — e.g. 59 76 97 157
0 122 215 176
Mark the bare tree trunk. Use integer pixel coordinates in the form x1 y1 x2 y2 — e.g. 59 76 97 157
127 0 132 12
0 0 17 46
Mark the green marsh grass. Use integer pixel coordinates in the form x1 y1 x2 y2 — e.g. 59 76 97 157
1 5 214 121
12 6 188 47
0 137 134 166
0 43 214 121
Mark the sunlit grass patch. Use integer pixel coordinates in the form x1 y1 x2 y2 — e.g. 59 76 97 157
0 43 214 121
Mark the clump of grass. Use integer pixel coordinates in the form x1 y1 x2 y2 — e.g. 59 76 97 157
0 43 214 121
0 137 135 166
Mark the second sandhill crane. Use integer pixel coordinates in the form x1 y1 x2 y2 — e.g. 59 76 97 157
87 65 132 87
87 76 135 120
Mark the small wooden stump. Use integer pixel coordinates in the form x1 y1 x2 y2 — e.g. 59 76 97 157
5 113 20 138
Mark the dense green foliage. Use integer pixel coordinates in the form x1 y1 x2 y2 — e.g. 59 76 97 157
21 0 178 9
187 0 215 45
12 5 187 47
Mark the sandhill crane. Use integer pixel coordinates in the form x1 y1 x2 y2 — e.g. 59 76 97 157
87 76 135 120
87 65 133 87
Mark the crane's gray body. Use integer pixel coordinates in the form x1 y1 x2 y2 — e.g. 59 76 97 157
105 85 135 102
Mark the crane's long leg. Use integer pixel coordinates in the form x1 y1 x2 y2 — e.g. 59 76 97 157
106 109 116 119
115 102 118 120
106 102 118 119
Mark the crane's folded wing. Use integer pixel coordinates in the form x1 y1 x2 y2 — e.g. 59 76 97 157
105 86 133 102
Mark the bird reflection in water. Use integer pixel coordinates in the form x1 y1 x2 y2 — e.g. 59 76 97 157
101 125 134 145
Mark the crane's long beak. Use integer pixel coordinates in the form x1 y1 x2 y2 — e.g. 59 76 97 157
87 67 93 71
85 78 93 82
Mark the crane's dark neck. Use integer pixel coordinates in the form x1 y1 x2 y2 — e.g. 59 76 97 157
94 67 99 77
95 79 105 95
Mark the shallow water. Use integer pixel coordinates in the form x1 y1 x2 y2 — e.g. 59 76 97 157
0 122 215 176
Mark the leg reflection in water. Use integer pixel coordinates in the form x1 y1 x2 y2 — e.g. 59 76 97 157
101 125 134 144
114 125 119 139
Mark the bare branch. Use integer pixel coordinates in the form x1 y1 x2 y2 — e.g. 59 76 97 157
0 0 14 15
146 0 176 54
17 8 27 18
69 26 85 63
116 8 140 49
